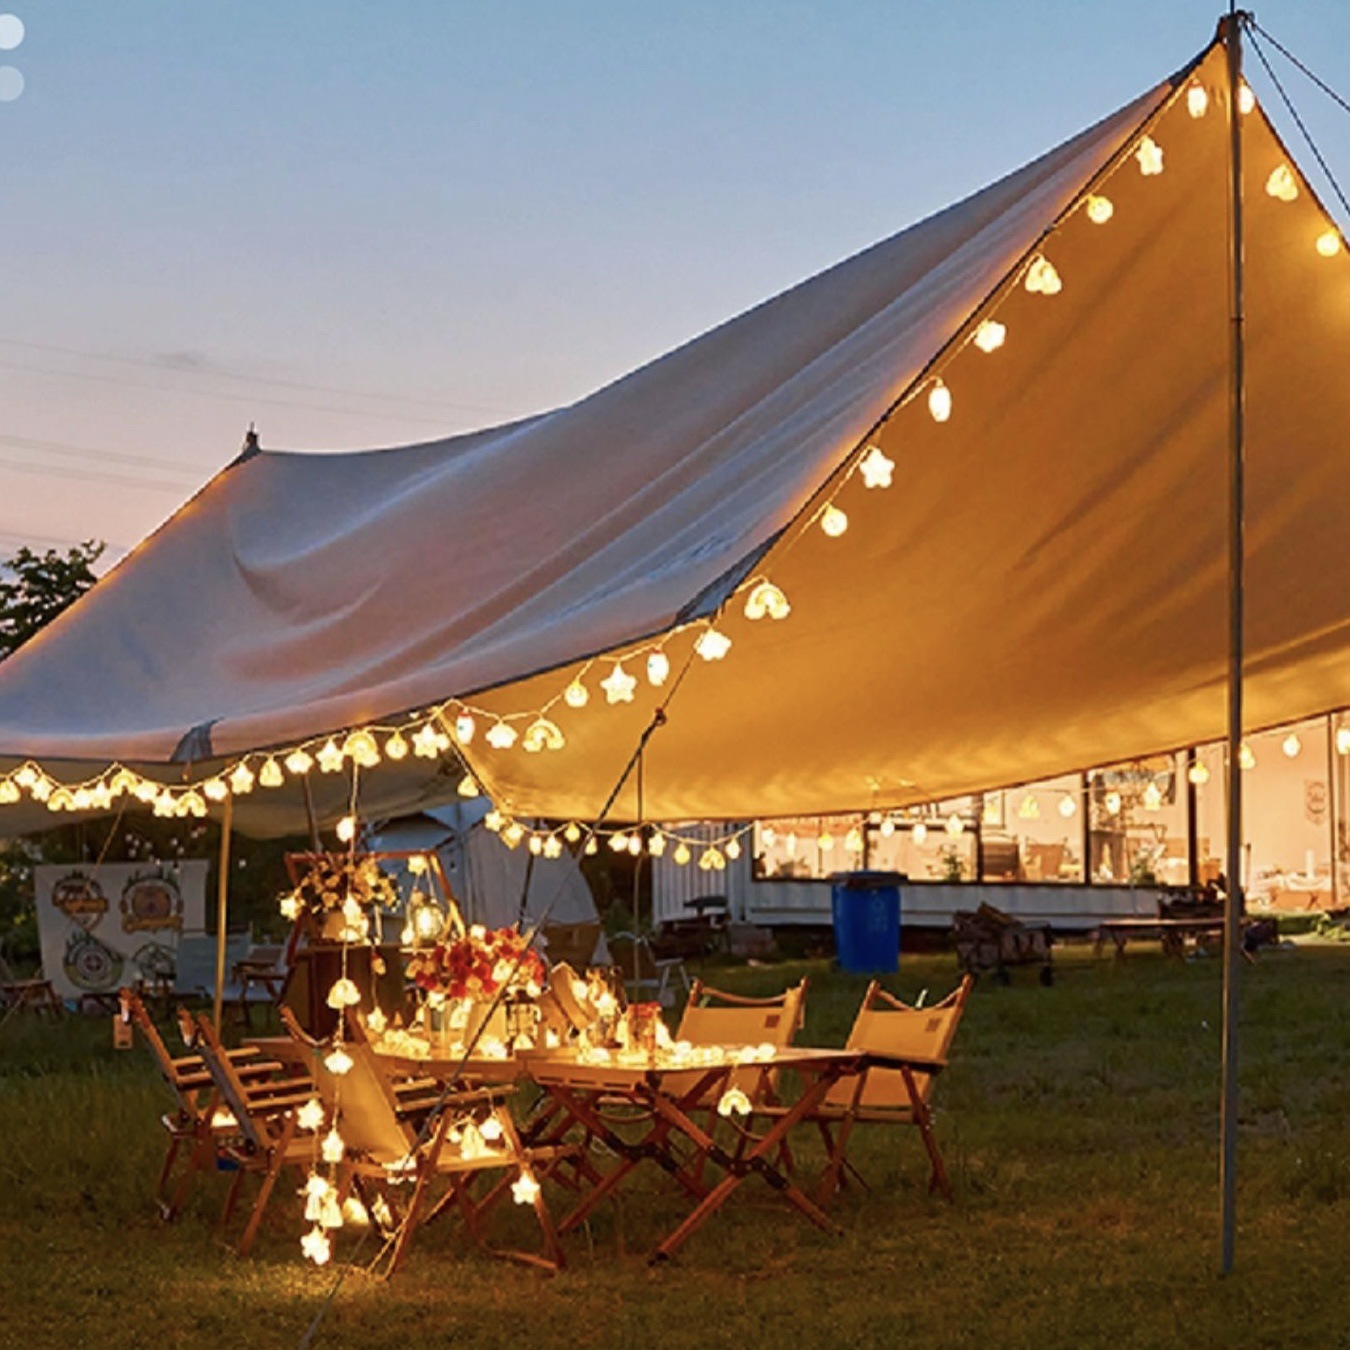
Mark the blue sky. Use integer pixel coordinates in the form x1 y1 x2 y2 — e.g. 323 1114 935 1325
3 1 1348 557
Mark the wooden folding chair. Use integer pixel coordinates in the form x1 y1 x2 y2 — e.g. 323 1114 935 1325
121 989 283 1218
285 1010 571 1276
188 1012 321 1254
798 975 973 1204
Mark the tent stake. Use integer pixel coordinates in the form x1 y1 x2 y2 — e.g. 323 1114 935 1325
213 793 234 1035
1219 4 1248 1278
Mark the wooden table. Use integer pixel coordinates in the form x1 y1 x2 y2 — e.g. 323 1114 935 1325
517 1045 872 1263
1095 916 1252 960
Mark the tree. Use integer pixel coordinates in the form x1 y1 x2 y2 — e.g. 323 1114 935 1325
0 540 105 660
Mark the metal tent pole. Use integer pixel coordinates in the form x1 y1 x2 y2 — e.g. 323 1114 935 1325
213 792 234 1035
1219 4 1248 1277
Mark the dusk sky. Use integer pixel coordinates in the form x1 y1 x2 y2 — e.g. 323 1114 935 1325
4 1 1347 560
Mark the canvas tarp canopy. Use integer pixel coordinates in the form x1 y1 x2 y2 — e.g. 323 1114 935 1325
1 35 1348 834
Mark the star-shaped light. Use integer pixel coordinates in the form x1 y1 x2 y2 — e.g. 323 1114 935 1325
297 1098 326 1132
973 318 1007 351
411 723 443 758
858 444 895 488
316 738 345 773
511 1168 541 1206
228 762 255 795
695 628 732 661
324 1046 354 1076
1135 135 1164 176
601 662 637 704
285 747 315 775
321 1126 345 1164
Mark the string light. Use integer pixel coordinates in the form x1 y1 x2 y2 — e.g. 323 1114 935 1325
485 720 519 749
228 762 255 795
1317 230 1342 257
1187 82 1209 118
1188 760 1211 785
1142 781 1163 811
1336 726 1350 755
457 773 478 797
1282 731 1302 758
1058 794 1077 819
1239 743 1256 770
297 1098 326 1132
343 729 381 768
1085 194 1114 224
521 717 565 753
743 581 791 621
285 747 315 775
411 723 444 758
1017 793 1040 821
911 822 928 845
695 629 732 661
1105 791 1122 816
646 650 670 686
1238 80 1255 115
820 504 849 538
454 712 476 745
1266 165 1298 202
384 730 409 761
1135 136 1164 176
944 814 964 837
601 662 637 704
564 678 589 709
1024 255 1062 295
927 379 952 423
973 319 1006 352
512 1168 541 1205
259 757 284 788
335 815 357 844
648 832 666 857
317 738 345 773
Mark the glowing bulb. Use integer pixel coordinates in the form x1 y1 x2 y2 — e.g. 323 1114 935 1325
324 1047 354 1076
844 827 864 854
1024 254 1062 295
857 443 895 488
646 650 670 686
512 1168 541 1205
343 729 381 768
1058 794 1077 819
627 835 642 857
927 379 952 423
321 1125 345 1164
717 1087 753 1118
458 773 479 797
1085 194 1114 224
317 739 345 773
1239 743 1256 770
1238 80 1255 115
879 818 895 838
725 837 742 861
564 678 590 709
696 628 732 661
502 821 525 848
1105 791 1122 816
1187 82 1208 118
1143 781 1163 811
326 977 362 1010
455 712 476 745
279 892 302 920
342 1195 370 1226
528 834 543 856
943 814 963 837
820 504 849 538
485 720 518 750
335 815 356 844
543 835 563 859
1266 165 1298 202
0 781 18 805
1317 230 1342 257
743 580 791 621
673 842 692 866
1335 726 1350 755
411 723 443 758
1136 135 1164 176
258 757 283 788
301 1225 332 1266
648 832 666 857
522 716 565 753
1017 793 1040 821
911 822 928 846
698 847 726 871
564 821 581 843
584 837 598 856
609 832 628 853
1188 760 1211 785
297 1098 325 1132
817 831 834 853
1282 732 1302 758
285 747 314 775
228 763 255 795
203 777 229 803
601 662 637 704
973 319 1006 352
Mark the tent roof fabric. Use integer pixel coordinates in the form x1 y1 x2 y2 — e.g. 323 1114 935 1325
4 38 1349 828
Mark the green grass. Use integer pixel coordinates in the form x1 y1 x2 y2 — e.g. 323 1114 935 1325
2 943 1349 1348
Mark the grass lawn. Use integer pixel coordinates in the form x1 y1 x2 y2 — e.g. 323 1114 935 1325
1 941 1348 1349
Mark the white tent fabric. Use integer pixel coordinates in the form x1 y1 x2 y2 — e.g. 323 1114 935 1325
2 38 1349 829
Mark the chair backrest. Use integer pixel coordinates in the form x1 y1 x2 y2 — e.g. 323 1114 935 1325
280 1007 414 1165
191 1013 287 1152
675 977 808 1048
542 921 601 970
123 990 206 1116
830 976 973 1112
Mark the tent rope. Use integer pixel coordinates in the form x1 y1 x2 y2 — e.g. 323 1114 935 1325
1246 20 1350 221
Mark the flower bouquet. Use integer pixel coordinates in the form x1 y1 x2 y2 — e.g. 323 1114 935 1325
278 854 401 942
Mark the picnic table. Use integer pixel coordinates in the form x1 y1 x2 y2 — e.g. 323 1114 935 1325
1094 916 1253 960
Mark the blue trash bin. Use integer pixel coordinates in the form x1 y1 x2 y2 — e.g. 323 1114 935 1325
830 871 903 973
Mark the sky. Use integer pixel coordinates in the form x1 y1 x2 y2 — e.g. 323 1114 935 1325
2 1 1348 561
